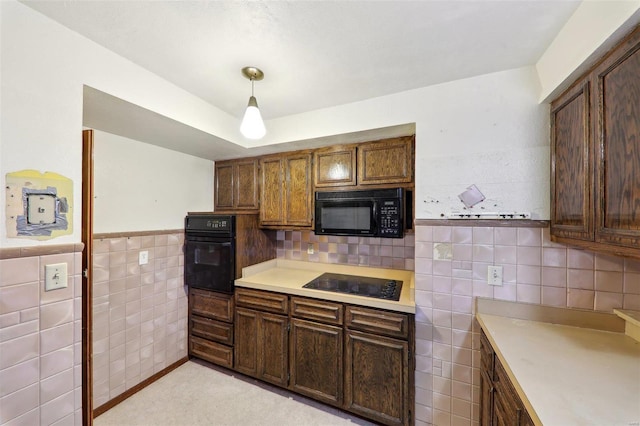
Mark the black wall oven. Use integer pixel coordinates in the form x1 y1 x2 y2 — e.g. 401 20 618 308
185 214 236 293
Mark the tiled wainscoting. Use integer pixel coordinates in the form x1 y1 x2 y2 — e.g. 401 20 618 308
0 247 83 425
92 231 187 408
276 230 415 271
412 224 640 426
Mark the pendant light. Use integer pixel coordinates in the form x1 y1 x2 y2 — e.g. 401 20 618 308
240 66 266 139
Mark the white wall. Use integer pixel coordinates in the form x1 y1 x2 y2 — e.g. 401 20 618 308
93 130 213 233
268 67 550 219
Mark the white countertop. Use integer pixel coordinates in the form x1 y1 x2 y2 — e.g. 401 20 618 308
235 259 415 313
477 310 640 425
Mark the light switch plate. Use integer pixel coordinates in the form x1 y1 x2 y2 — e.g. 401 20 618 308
139 251 149 265
45 263 68 291
487 265 503 286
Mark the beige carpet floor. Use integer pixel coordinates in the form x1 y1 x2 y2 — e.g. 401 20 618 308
94 360 376 426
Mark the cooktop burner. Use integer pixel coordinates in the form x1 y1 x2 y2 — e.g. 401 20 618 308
302 273 402 301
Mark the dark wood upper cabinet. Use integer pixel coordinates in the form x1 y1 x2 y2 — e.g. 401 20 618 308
214 158 259 212
594 30 640 249
314 145 357 188
215 136 415 229
550 25 640 258
285 153 313 226
259 156 286 225
260 152 313 228
550 79 594 241
357 136 414 185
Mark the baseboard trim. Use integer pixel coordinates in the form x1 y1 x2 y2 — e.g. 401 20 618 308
93 357 189 418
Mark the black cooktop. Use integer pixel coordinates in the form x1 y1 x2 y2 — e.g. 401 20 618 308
302 273 403 301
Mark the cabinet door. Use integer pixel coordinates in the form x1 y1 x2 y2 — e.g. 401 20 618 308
593 31 640 248
214 162 235 210
234 307 259 377
550 79 594 241
259 312 289 387
357 136 414 185
260 156 285 225
344 330 408 426
290 318 343 406
234 307 288 386
285 153 313 227
235 159 259 210
314 145 357 187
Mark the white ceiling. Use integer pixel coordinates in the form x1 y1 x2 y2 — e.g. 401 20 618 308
22 0 582 159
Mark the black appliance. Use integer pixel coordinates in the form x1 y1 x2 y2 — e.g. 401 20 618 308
314 188 408 238
303 272 403 301
184 213 277 294
184 214 236 293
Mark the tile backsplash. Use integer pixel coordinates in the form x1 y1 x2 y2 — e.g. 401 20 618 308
276 230 415 271
412 224 640 426
92 231 187 409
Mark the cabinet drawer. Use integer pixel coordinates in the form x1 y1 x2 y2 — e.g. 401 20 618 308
190 288 234 322
190 336 233 368
291 297 343 325
345 306 409 339
235 288 288 314
190 315 234 345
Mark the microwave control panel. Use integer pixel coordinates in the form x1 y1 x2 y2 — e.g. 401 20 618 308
378 199 402 237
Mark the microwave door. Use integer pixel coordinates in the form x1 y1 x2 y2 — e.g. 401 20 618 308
316 200 376 236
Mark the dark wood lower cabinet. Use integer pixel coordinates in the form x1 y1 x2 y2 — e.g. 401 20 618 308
344 330 409 426
289 318 343 405
202 288 416 426
480 330 534 426
234 306 289 387
188 289 234 369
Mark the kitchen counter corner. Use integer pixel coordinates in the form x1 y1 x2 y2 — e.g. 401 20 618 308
476 300 640 426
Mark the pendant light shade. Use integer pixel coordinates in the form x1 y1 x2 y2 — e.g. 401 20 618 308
240 67 266 139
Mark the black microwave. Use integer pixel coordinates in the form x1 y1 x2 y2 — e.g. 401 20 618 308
314 188 410 238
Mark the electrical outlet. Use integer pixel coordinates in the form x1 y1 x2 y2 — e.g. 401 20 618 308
45 263 68 291
307 243 314 254
139 250 149 265
487 265 503 286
